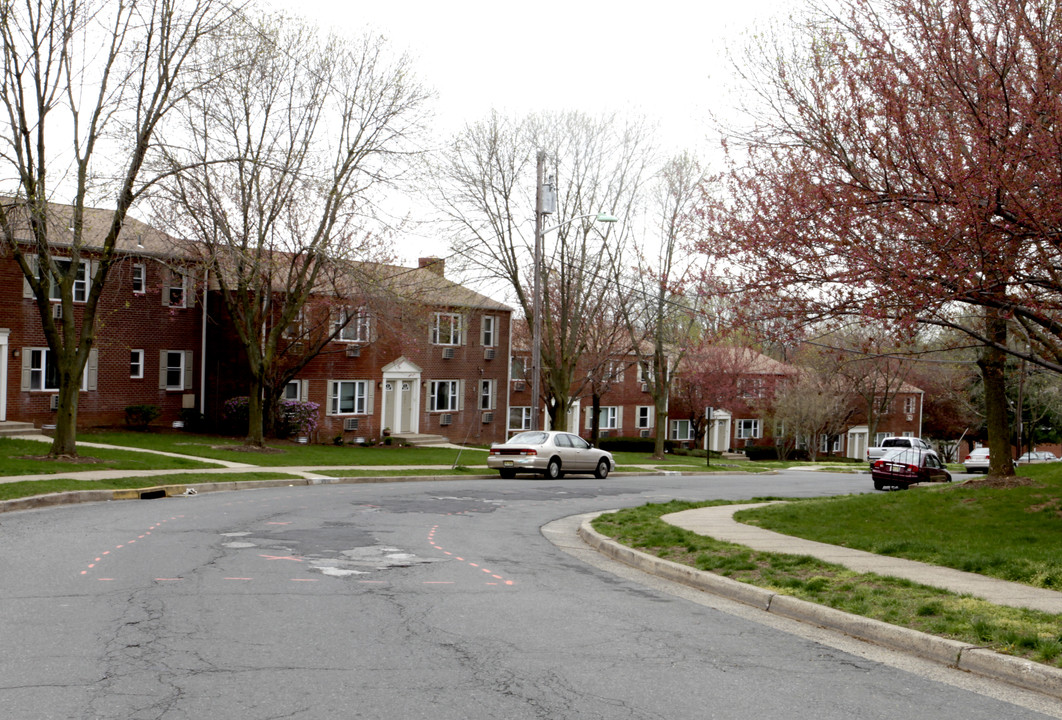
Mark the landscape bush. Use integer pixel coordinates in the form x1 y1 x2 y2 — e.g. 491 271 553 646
124 404 161 430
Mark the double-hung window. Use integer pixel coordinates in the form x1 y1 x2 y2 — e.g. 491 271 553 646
479 379 495 410
330 380 368 415
431 313 463 346
132 264 146 294
903 397 917 414
130 350 144 379
28 348 60 391
597 407 619 430
481 315 496 347
511 356 526 380
47 259 89 302
670 419 692 441
336 308 370 342
429 380 460 411
636 406 652 429
164 351 186 390
509 407 532 431
26 347 93 391
736 419 762 440
163 270 188 308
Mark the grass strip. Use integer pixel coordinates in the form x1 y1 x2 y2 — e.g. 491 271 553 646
0 472 303 501
736 464 1062 589
313 468 487 478
78 431 489 467
0 437 222 476
592 499 1062 668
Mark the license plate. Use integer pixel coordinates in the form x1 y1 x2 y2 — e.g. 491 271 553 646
503 460 514 467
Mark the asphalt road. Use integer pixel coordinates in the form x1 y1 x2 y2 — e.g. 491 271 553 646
1 469 1057 719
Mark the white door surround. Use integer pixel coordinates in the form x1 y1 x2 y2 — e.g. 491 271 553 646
381 357 421 435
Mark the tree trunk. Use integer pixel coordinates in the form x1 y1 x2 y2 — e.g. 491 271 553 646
245 380 265 447
978 313 1014 477
49 365 81 457
590 393 601 446
653 404 667 460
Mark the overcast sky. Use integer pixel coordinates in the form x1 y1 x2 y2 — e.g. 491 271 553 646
267 0 799 266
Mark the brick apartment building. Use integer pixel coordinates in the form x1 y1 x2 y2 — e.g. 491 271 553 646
510 346 927 460
1 204 514 443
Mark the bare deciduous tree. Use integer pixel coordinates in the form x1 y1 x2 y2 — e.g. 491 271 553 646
0 0 232 456
435 111 653 430
154 12 429 445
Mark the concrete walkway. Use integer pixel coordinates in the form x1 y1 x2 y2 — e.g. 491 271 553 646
663 503 1062 614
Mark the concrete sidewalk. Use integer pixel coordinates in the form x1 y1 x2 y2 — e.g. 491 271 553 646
663 503 1062 614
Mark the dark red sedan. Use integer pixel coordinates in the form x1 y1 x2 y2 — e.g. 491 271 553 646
871 447 951 490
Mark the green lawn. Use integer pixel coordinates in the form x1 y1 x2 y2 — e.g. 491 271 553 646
592 496 1062 668
736 464 1062 589
78 430 489 467
0 437 222 476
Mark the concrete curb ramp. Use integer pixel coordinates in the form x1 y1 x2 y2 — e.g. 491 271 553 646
577 518 1062 700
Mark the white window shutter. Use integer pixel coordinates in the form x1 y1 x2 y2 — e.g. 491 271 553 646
158 350 167 389
457 380 464 411
300 379 310 402
183 350 194 389
86 349 99 391
20 349 31 390
23 257 36 298
325 380 335 416
617 407 624 430
366 381 375 414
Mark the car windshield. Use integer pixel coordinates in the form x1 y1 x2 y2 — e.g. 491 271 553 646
507 431 549 446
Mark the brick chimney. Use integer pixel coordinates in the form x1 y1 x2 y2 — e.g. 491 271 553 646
418 257 445 277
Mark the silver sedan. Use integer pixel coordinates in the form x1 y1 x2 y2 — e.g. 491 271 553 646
487 430 615 479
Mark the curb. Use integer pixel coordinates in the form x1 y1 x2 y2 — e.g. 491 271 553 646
0 469 676 515
577 518 1062 699
0 474 500 514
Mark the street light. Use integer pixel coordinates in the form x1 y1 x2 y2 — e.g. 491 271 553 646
530 150 618 431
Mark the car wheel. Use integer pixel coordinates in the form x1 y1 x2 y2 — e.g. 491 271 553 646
545 458 562 479
499 469 515 479
873 480 884 491
594 458 610 479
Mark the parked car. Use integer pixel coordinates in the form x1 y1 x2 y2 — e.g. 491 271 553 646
871 447 952 490
964 447 991 473
487 430 614 479
1017 450 1060 464
866 436 936 465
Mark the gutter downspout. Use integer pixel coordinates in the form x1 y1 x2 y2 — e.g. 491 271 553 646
200 267 208 418
918 389 924 438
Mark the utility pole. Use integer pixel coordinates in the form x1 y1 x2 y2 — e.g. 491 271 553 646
531 150 545 431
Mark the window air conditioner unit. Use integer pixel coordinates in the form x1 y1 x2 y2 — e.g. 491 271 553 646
600 430 610 438
906 414 914 422
514 381 525 392
641 383 649 392
639 429 651 438
482 411 494 424
49 395 59 411
484 348 495 360
439 413 453 426
343 417 359 431
345 345 361 357
442 347 455 359
52 304 63 319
